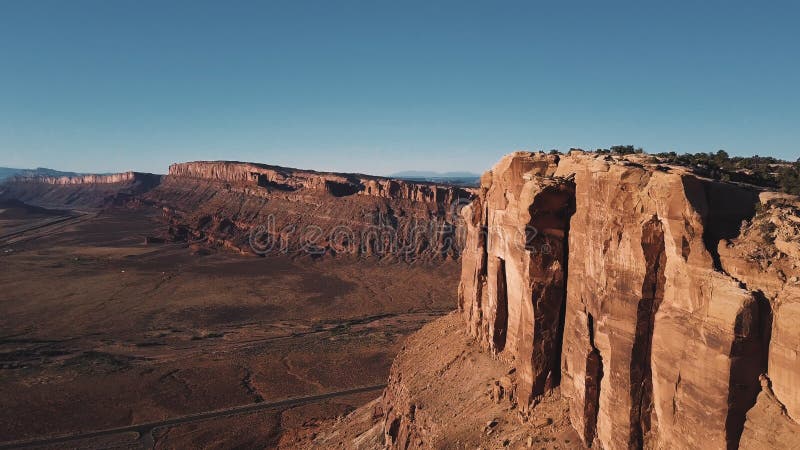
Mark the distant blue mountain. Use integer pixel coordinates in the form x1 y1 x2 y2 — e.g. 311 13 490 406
389 170 480 187
0 167 22 180
390 170 480 179
0 167 96 181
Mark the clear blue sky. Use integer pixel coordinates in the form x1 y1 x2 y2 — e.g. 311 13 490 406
1 0 798 175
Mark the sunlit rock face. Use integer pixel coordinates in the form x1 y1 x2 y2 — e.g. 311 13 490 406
718 195 800 448
168 161 470 204
10 171 148 185
0 171 162 208
0 161 475 260
151 161 475 260
457 152 573 411
558 158 764 450
456 151 799 449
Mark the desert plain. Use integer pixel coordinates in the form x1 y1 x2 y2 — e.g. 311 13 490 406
0 203 457 448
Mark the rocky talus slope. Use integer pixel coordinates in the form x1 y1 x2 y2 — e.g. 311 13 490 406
287 313 582 449
316 151 799 449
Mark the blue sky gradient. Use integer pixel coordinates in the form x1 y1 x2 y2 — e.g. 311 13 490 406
1 0 798 175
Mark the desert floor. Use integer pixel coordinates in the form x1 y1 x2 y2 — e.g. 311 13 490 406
0 205 458 448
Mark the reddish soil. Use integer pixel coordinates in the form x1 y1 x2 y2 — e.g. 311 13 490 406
294 313 583 449
0 206 458 448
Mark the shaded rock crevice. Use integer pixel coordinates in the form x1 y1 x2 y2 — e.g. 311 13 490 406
629 216 666 449
584 312 603 447
519 180 576 404
458 152 574 412
725 294 769 450
681 176 760 273
491 257 509 353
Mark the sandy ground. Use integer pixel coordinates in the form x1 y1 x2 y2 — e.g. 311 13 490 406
0 206 458 448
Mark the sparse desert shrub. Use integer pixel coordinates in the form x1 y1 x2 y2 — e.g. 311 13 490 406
654 150 799 194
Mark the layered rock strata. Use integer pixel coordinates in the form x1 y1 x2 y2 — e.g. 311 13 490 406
168 161 468 205
455 151 799 449
720 197 800 447
8 171 156 185
0 171 162 208
0 161 473 260
143 161 473 260
458 153 574 411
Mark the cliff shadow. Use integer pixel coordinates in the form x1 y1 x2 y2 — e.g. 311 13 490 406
324 180 362 197
682 176 760 272
584 312 604 447
509 179 577 406
725 291 772 450
629 215 667 448
492 257 508 352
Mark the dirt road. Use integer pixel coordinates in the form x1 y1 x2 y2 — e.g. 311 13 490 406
0 384 386 449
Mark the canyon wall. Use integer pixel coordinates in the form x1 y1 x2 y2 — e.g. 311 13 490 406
455 151 800 449
0 172 162 208
0 161 473 260
167 161 469 205
151 162 473 260
7 171 157 185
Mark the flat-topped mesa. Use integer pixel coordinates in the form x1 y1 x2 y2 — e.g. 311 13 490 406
455 151 800 450
0 171 162 209
168 161 471 204
143 161 475 260
10 171 160 186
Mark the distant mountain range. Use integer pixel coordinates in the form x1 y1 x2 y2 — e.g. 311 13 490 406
0 166 483 187
389 170 480 178
0 167 105 181
389 170 481 187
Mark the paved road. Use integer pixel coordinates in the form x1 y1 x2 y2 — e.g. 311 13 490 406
0 384 386 449
0 213 92 246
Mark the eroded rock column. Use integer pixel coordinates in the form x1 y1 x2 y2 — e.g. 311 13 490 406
458 152 574 409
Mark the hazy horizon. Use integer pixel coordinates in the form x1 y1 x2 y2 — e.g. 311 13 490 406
2 1 798 175
1 145 797 179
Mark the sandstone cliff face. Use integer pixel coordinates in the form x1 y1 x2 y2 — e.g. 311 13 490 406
454 151 799 450
148 161 473 260
739 376 800 449
8 171 154 185
458 153 573 412
0 172 162 208
558 158 763 450
168 161 469 205
718 197 800 447
0 161 473 260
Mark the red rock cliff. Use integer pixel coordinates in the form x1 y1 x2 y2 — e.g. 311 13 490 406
168 161 469 204
149 161 474 260
0 171 162 208
0 161 473 260
456 151 799 449
9 171 155 185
